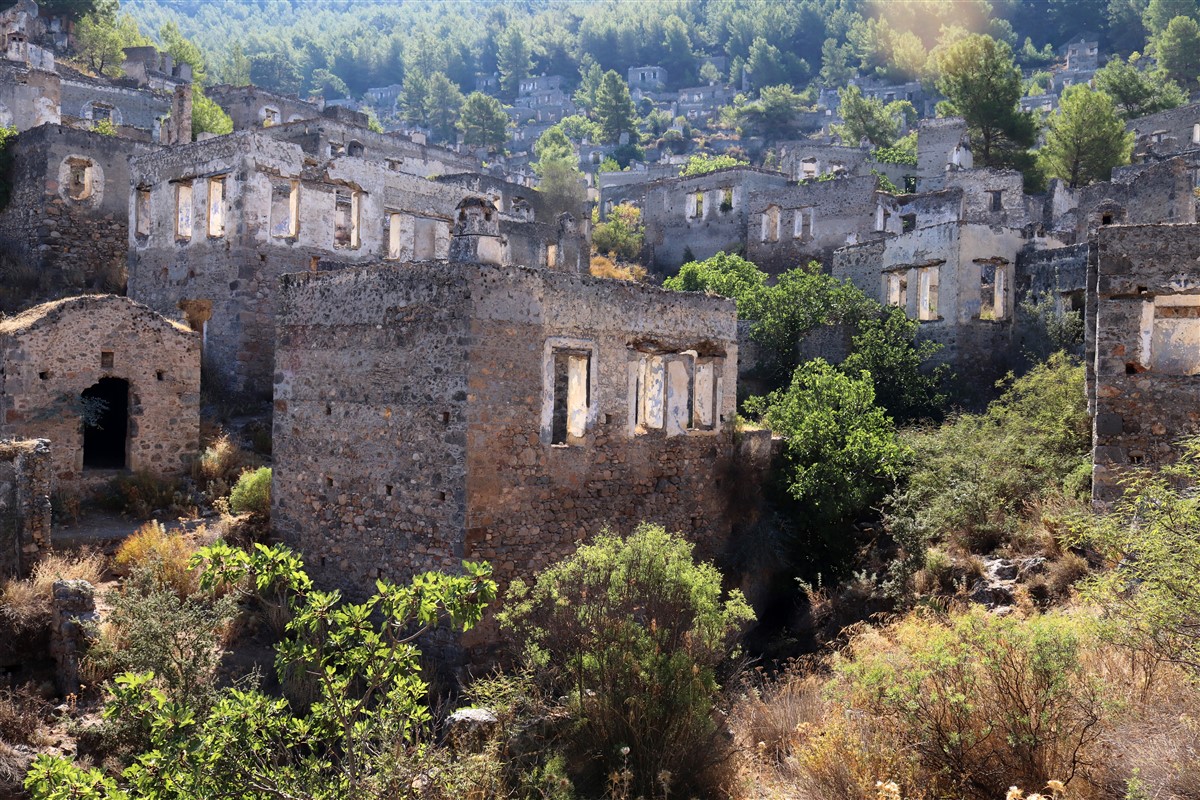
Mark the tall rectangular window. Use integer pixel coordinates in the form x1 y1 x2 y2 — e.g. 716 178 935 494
887 271 908 309
762 206 780 242
334 189 360 248
270 180 299 238
979 262 1008 320
692 360 718 430
551 350 591 444
207 176 225 238
793 208 813 240
988 190 1003 212
175 181 192 239
135 187 151 238
636 356 666 432
918 266 940 321
387 211 402 260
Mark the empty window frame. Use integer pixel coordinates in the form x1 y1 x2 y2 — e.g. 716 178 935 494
347 140 364 157
135 186 151 238
689 190 704 218
901 213 916 233
886 270 908 309
261 106 280 127
918 265 940 321
91 102 112 123
761 205 781 242
1143 295 1200 374
793 207 813 240
270 180 299 238
721 187 734 212
549 348 592 444
978 261 1008 320
67 158 94 201
691 358 720 430
175 181 193 239
333 189 360 248
1193 123 1200 144
988 190 1003 212
634 355 666 432
386 211 404 260
800 158 818 179
207 176 226 238
329 141 346 157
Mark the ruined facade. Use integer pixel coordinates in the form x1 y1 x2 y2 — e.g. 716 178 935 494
0 295 200 491
127 130 586 398
272 261 739 646
1090 224 1200 500
0 124 153 311
206 84 322 131
0 437 51 577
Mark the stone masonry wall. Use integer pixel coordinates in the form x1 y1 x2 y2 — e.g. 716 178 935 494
0 295 200 490
0 124 152 311
0 437 51 577
1091 224 1200 501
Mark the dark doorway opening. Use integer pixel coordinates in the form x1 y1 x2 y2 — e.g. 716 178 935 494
82 377 129 469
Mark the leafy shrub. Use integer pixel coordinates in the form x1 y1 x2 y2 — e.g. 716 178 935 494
229 467 271 518
830 609 1114 799
501 523 754 798
114 520 198 597
591 203 644 261
193 432 251 502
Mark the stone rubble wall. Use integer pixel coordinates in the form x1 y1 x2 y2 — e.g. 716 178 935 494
50 578 96 696
0 437 50 577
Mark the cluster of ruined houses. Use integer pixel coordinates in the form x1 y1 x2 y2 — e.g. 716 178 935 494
0 0 1197 650
0 0 750 643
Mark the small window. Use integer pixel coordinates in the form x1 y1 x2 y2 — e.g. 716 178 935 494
887 271 908 309
100 351 114 369
918 266 940 321
988 190 1003 212
207 176 226 238
901 213 916 233
270 180 299 238
387 212 403 260
135 187 151 238
793 207 813 240
1101 213 1114 226
91 103 112 123
334 189 360 248
692 360 719 430
67 158 93 201
1192 123 1199 144
979 262 1008 320
635 355 666 433
175 181 193 239
721 187 733 212
550 349 591 445
690 190 704 219
330 141 346 157
347 140 364 158
261 106 279 127
761 205 780 242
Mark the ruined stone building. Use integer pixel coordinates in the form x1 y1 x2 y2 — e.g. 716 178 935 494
0 295 200 491
271 258 739 648
126 129 588 399
0 124 154 310
206 84 322 131
0 438 51 578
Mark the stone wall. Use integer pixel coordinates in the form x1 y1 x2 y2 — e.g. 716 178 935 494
1091 223 1200 501
0 437 50 577
0 295 200 491
0 59 59 131
942 168 1028 228
1127 102 1200 159
206 84 321 130
1075 157 1196 242
915 118 971 182
0 124 152 311
51 579 96 696
59 71 172 139
273 261 740 651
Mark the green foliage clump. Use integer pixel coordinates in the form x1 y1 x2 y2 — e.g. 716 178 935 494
1093 54 1187 120
501 523 754 799
27 544 496 800
229 467 271 518
191 88 233 137
1078 436 1200 674
745 360 907 527
590 203 644 261
871 130 918 166
678 152 749 177
1040 85 1133 188
833 85 914 148
458 91 509 152
663 250 766 300
894 353 1090 554
831 609 1113 800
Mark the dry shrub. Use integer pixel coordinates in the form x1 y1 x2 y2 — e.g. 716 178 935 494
31 549 106 594
1046 553 1089 598
193 432 251 502
0 579 50 637
730 663 823 763
589 253 646 282
0 686 46 746
794 714 922 800
114 521 198 597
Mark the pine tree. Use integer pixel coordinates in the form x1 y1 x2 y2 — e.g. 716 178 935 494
497 28 531 101
424 72 464 144
458 91 509 152
1039 85 1133 188
593 70 636 145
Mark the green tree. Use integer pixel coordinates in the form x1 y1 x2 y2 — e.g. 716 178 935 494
1154 14 1200 85
1144 0 1200 34
399 71 430 127
935 34 1036 169
458 91 509 152
819 37 856 88
424 72 464 144
496 27 532 101
1093 55 1186 119
558 114 601 143
660 14 696 87
573 56 603 113
221 43 251 87
249 51 302 96
308 67 349 100
191 88 233 138
593 70 637 145
745 359 907 526
1039 85 1133 188
591 203 644 261
678 152 750 177
841 308 947 424
75 8 149 77
740 83 806 139
833 85 913 147
532 126 585 216
25 543 496 800
500 523 754 799
160 21 206 86
663 251 767 309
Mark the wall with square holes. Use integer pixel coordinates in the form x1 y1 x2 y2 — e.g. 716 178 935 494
0 294 200 491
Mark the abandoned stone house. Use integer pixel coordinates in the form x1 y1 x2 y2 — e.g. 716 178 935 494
0 124 154 311
205 84 322 131
271 258 739 648
126 129 587 399
0 294 200 491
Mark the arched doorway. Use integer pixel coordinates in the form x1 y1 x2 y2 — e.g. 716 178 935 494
81 377 129 469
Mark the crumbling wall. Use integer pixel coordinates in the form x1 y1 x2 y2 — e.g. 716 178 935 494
1076 157 1195 242
916 118 971 183
0 124 151 311
0 59 59 131
273 262 740 652
59 71 172 139
206 84 321 130
1127 102 1200 159
0 438 50 577
0 295 200 490
51 579 95 695
1091 223 1200 501
942 168 1027 228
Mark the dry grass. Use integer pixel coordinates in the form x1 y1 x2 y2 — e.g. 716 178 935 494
31 550 106 595
194 432 253 502
730 663 824 764
114 520 199 597
589 253 647 282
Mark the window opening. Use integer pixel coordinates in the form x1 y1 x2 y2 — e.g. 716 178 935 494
207 176 226 237
334 189 360 248
67 159 93 201
887 271 908 309
721 187 733 212
901 213 916 233
135 187 151 238
761 205 780 242
551 350 591 445
270 180 299 238
918 266 940 320
988 190 1003 212
635 355 665 432
175 181 193 239
81 377 129 470
347 140 364 157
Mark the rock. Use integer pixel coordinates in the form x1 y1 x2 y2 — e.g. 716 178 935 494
986 558 1018 581
445 707 500 753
